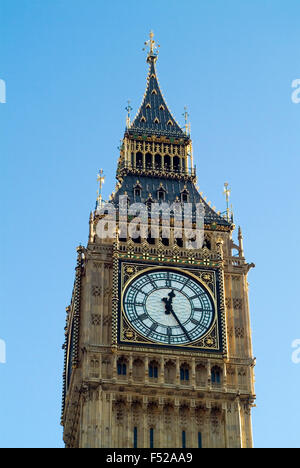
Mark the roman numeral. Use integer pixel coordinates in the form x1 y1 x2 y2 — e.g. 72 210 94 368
180 279 189 291
147 322 158 336
190 293 205 300
132 287 146 294
148 276 158 290
137 313 148 321
165 272 171 287
191 318 200 325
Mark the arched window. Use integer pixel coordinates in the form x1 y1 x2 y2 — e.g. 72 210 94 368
117 359 127 376
180 364 190 381
145 152 153 169
149 361 158 378
157 185 166 202
211 366 222 384
133 427 138 448
180 187 189 203
150 428 154 448
136 152 143 168
164 155 170 171
134 187 141 198
154 154 161 169
173 156 180 172
182 430 186 448
158 189 165 201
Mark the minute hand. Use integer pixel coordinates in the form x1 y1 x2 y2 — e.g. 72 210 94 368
169 306 192 341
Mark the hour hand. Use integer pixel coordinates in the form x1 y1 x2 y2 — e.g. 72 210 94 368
161 297 171 315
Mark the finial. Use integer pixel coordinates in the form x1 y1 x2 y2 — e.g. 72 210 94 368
125 100 133 128
143 30 160 60
223 182 232 222
96 169 105 209
117 139 124 152
182 106 190 135
238 226 244 257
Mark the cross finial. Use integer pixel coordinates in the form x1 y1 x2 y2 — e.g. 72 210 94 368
182 106 190 135
125 100 133 128
96 169 105 208
143 30 160 59
223 182 231 221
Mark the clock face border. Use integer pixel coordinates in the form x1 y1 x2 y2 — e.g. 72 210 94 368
117 260 225 353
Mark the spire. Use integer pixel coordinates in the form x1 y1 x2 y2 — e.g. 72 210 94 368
128 31 188 140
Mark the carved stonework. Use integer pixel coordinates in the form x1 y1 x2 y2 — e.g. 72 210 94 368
233 298 243 310
235 327 245 338
92 285 101 296
91 314 101 326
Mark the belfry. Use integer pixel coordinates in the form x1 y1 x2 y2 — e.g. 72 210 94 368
62 32 256 448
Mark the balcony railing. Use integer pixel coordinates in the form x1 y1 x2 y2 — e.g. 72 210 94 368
118 160 196 179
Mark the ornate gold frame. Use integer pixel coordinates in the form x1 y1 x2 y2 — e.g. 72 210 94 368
116 260 224 352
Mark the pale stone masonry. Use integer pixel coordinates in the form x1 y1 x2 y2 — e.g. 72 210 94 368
61 34 255 449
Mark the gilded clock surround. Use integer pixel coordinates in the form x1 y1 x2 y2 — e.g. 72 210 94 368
118 262 223 353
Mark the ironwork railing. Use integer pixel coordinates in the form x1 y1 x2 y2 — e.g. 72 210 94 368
118 160 196 178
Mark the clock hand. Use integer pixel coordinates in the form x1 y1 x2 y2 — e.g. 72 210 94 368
168 306 192 342
162 289 176 315
161 297 171 315
161 290 192 341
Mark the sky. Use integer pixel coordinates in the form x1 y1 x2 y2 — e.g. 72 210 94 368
0 0 300 448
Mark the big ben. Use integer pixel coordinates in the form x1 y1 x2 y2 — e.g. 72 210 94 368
61 32 256 449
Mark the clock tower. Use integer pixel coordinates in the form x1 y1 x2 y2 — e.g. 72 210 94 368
61 33 256 449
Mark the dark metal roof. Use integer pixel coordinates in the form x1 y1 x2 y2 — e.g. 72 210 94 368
128 55 188 140
113 175 231 227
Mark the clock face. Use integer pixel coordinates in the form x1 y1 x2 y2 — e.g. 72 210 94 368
122 269 215 345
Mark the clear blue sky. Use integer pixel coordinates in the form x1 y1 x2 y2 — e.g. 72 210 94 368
1 0 299 448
